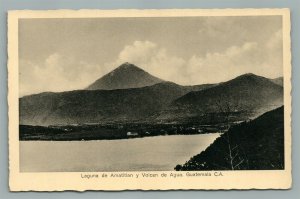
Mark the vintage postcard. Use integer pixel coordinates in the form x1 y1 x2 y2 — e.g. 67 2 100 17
8 9 292 191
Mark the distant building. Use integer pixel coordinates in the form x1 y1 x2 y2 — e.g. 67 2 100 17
127 132 138 136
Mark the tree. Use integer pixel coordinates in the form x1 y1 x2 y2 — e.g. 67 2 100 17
215 97 248 170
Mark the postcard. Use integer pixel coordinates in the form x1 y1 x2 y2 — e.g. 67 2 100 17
8 9 292 191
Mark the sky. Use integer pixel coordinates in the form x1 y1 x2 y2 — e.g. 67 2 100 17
19 16 283 96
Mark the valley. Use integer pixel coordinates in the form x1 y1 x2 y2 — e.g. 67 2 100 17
18 62 285 171
20 122 227 141
19 62 283 143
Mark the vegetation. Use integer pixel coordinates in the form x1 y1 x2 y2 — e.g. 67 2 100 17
175 106 284 170
19 122 227 141
19 72 282 127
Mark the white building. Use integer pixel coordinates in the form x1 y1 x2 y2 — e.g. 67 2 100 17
127 132 138 136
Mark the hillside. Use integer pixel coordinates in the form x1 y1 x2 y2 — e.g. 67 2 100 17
86 62 164 90
20 71 283 126
20 82 205 126
160 73 283 122
175 106 284 170
271 77 283 86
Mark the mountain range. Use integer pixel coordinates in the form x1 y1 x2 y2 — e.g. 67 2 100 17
19 62 283 126
158 73 283 123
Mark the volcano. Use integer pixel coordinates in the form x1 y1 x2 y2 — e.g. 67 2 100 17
86 62 164 90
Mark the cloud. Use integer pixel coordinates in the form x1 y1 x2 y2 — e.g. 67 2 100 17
20 28 283 96
19 53 105 96
185 42 260 84
186 29 282 84
266 29 282 50
108 40 187 83
118 41 158 64
108 33 282 85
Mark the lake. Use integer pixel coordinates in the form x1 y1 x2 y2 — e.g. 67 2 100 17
20 134 220 172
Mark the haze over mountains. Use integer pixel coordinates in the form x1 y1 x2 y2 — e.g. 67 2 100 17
19 62 283 126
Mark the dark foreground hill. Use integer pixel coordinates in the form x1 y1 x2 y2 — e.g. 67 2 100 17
86 62 164 90
175 106 284 170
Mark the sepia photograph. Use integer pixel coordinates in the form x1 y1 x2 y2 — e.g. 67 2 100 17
8 9 291 190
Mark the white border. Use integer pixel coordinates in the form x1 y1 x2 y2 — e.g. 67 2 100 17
8 9 292 191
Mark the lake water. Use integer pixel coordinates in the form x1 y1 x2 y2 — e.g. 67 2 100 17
20 134 220 172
